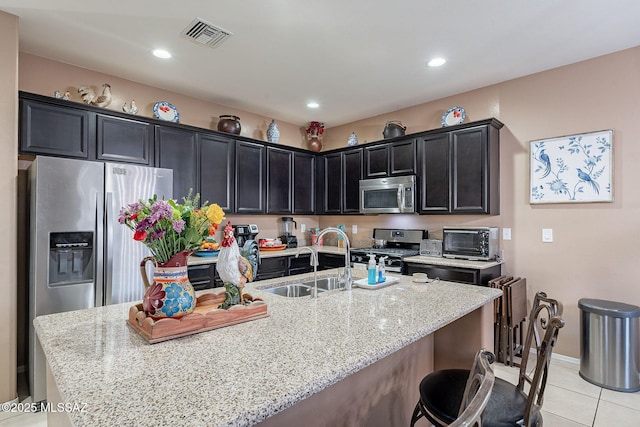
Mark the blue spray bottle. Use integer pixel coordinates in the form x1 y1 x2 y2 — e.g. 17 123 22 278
367 254 377 285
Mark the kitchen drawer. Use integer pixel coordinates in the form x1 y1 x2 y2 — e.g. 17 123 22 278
187 264 216 290
289 254 313 276
256 257 287 281
318 253 345 270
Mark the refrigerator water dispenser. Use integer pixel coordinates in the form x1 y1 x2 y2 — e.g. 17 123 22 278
48 231 94 286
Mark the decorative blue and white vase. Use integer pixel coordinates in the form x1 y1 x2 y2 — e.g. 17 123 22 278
266 119 280 144
347 132 359 146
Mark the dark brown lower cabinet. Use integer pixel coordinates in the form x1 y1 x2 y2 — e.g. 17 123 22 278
403 262 501 286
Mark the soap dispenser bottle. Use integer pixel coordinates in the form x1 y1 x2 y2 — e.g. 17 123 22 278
377 256 387 283
367 254 377 284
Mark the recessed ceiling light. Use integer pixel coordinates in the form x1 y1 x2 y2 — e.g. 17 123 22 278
307 102 320 109
153 49 172 59
427 57 446 67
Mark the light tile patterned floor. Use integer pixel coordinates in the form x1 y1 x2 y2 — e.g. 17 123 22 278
2 358 640 426
494 358 640 426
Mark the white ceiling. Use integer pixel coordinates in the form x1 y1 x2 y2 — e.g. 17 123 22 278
2 0 640 127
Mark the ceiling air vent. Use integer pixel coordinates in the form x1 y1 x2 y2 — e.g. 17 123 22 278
181 18 233 48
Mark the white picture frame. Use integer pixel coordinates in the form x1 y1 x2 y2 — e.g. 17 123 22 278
530 129 613 204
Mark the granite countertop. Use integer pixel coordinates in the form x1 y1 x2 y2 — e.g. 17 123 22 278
188 245 346 265
34 271 501 427
402 255 502 270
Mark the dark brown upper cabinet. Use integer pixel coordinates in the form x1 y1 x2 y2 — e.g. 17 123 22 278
235 141 266 214
155 125 198 202
96 114 153 165
364 139 416 178
20 97 92 159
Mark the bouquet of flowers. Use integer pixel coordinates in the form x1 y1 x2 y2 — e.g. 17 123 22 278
306 121 325 138
118 191 225 264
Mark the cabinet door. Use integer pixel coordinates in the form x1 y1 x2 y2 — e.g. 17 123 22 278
20 99 91 158
390 139 416 175
96 114 152 165
418 133 450 213
322 153 342 214
293 152 315 214
451 126 488 213
155 126 198 202
342 148 363 213
256 257 287 280
235 141 266 213
266 147 293 214
199 133 234 212
364 144 389 178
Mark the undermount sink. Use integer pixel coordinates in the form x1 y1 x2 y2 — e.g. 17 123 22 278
261 277 346 298
300 277 344 292
263 284 316 298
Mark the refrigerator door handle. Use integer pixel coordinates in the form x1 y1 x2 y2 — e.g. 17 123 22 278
103 192 114 306
95 191 105 307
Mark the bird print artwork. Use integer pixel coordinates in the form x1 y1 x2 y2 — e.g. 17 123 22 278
216 222 259 309
78 83 112 108
539 149 551 178
530 130 612 203
576 168 599 194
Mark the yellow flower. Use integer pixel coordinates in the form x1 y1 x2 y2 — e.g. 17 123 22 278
205 204 225 225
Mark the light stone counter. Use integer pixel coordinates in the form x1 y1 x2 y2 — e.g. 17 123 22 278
187 245 346 266
34 271 501 427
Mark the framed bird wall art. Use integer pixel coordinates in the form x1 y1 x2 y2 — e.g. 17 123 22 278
530 129 613 203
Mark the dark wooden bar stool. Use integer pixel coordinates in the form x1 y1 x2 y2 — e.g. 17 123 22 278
410 291 564 427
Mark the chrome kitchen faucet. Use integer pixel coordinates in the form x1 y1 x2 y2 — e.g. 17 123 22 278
295 246 319 298
315 227 352 290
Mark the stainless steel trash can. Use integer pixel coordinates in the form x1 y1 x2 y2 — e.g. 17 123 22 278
579 298 640 392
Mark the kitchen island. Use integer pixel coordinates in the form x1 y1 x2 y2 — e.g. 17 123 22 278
35 271 501 426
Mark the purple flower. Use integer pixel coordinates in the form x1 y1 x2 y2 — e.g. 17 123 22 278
172 219 185 233
127 202 144 213
151 229 165 239
148 200 173 222
135 218 153 233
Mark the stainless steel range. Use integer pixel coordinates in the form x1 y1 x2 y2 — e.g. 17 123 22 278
351 228 428 273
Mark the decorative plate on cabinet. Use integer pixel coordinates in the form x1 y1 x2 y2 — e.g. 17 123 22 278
153 101 180 122
441 106 466 127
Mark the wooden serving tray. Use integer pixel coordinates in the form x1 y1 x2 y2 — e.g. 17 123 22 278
127 288 268 344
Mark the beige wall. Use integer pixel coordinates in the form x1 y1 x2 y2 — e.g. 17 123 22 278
322 46 640 358
0 10 19 403
15 41 640 360
19 53 308 150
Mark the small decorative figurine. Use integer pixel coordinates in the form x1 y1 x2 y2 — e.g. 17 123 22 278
122 100 138 115
78 83 112 108
347 132 359 146
266 119 280 143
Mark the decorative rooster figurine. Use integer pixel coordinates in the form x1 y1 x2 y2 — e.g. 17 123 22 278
216 222 259 309
78 83 112 108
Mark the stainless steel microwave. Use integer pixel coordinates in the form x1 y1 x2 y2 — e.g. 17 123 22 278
359 175 416 214
442 226 499 261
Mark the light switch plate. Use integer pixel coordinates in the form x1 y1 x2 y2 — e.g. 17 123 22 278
542 228 553 243
300 224 306 232
503 228 511 241
352 224 358 234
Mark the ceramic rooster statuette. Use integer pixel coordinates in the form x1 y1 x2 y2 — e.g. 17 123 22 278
216 222 259 309
78 83 112 108
122 100 138 115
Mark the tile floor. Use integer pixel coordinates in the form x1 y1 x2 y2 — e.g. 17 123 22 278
1 358 640 426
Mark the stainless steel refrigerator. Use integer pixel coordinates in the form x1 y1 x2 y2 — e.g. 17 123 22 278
28 156 173 402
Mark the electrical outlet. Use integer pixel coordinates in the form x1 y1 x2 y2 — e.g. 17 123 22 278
503 228 511 241
300 224 306 232
352 224 358 234
542 228 553 243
